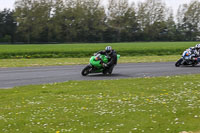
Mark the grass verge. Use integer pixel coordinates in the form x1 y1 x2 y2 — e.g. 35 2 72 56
0 55 180 68
0 42 196 59
0 75 200 132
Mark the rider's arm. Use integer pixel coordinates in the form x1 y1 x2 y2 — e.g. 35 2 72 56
96 50 106 55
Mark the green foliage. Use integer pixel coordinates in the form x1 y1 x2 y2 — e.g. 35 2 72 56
14 0 52 43
0 42 195 59
0 35 11 42
1 75 200 132
0 9 16 43
177 1 200 41
105 0 139 42
1 0 200 43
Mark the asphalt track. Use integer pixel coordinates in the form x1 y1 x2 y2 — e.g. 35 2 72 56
0 62 200 88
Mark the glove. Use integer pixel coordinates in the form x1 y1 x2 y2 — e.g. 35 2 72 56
105 56 110 59
103 63 108 68
189 54 195 60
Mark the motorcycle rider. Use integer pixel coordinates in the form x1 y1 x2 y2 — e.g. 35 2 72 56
194 44 200 56
95 46 117 74
185 44 200 61
192 44 200 62
185 47 196 60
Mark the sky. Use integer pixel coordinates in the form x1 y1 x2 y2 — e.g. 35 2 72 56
0 0 194 13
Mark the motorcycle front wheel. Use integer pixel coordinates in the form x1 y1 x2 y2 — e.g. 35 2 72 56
81 65 92 76
175 58 183 67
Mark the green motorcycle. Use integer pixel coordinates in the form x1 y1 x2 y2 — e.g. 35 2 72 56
81 54 120 76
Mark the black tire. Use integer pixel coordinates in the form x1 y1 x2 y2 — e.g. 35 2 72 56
108 67 114 75
102 69 107 75
192 62 198 67
175 58 183 67
81 65 92 76
103 66 114 75
108 70 113 75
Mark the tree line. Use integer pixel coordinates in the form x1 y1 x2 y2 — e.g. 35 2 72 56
0 0 200 43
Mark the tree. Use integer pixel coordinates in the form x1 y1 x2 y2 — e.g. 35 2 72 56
137 0 169 41
49 0 106 42
15 0 53 43
11 0 200 43
165 10 176 41
177 1 200 41
15 0 33 43
105 0 138 42
0 9 16 43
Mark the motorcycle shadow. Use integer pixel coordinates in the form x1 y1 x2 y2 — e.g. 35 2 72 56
179 65 200 67
87 73 125 77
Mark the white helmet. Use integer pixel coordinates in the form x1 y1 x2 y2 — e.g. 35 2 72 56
195 44 200 49
105 46 112 54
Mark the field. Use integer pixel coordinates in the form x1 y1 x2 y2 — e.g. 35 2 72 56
0 55 180 67
1 42 200 133
0 42 195 67
1 75 200 132
0 42 195 59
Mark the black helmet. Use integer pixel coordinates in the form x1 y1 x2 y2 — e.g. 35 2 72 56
105 46 112 54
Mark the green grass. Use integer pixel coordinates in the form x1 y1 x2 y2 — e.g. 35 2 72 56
0 42 197 59
0 55 180 67
1 75 200 132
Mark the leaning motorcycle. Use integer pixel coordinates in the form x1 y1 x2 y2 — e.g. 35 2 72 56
81 54 120 76
175 50 198 67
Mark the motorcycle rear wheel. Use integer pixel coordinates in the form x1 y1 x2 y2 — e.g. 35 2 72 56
102 69 108 75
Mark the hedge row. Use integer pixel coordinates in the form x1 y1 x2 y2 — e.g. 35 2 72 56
0 49 183 59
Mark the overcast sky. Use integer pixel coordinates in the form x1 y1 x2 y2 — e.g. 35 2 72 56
0 0 194 13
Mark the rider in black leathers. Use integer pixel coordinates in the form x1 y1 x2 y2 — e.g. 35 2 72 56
188 44 200 62
193 44 200 62
96 46 117 74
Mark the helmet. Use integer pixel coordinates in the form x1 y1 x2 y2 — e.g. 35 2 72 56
105 46 112 54
195 44 200 49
